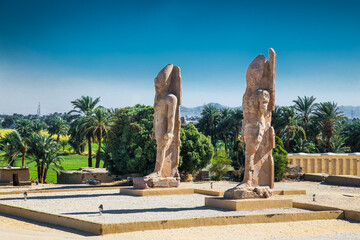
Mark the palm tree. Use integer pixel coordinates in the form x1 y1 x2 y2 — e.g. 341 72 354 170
197 104 221 145
59 140 68 151
28 134 64 183
32 120 48 134
0 131 26 166
293 96 317 126
292 137 315 153
48 116 69 142
217 108 232 152
271 106 286 136
329 135 350 153
15 119 34 138
216 108 243 153
68 117 86 154
341 119 360 152
69 96 100 167
14 120 35 167
230 108 243 142
82 107 110 168
280 107 306 152
293 96 320 147
313 102 346 152
69 96 100 116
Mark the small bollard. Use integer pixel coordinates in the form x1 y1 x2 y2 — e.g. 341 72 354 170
23 192 27 201
99 204 103 215
313 194 316 202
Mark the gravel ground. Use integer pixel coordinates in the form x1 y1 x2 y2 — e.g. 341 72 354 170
184 181 360 211
0 190 311 224
0 181 359 240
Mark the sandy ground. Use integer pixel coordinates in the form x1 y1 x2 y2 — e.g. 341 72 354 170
182 181 360 211
0 181 359 239
0 215 359 240
0 190 311 223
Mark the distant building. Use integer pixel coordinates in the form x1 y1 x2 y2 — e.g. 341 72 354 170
180 116 198 125
0 167 31 186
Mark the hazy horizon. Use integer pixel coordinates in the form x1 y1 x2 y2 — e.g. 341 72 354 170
1 0 360 115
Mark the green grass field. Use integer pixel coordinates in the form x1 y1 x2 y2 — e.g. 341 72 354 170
0 129 103 183
0 152 104 184
0 135 103 184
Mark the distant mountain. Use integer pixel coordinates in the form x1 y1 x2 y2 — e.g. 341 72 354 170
180 102 241 119
339 106 360 119
180 103 360 119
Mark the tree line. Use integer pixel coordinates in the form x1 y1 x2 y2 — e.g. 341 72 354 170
0 96 214 182
1 95 359 183
196 96 360 154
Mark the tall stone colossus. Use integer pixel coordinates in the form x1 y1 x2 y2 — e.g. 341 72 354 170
133 64 181 188
224 48 276 199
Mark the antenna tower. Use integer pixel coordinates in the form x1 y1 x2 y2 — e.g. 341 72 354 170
37 102 41 116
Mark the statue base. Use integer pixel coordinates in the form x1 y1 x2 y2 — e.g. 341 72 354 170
224 186 273 199
133 177 180 189
205 197 292 211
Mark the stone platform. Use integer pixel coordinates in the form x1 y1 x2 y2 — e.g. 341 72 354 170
120 187 194 196
194 189 306 197
133 177 180 189
0 188 355 235
205 197 293 211
273 189 306 195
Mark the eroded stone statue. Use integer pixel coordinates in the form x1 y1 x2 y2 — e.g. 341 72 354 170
133 64 181 188
224 48 276 199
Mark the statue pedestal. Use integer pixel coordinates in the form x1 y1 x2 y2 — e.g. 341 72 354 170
224 186 273 199
120 187 193 196
205 197 292 211
133 177 180 189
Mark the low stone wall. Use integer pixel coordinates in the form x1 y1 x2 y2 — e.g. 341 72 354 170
57 168 118 184
325 175 360 187
288 153 360 176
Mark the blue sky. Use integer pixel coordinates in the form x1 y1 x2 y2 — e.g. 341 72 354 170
0 0 359 114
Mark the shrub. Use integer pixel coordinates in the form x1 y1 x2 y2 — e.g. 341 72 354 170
273 136 289 181
209 149 232 181
105 105 156 176
179 124 214 175
105 106 215 177
273 153 288 181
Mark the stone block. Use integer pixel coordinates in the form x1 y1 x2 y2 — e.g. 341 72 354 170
133 177 180 189
224 186 273 199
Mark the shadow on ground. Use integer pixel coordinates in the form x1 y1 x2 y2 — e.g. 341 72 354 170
62 206 231 215
0 213 97 236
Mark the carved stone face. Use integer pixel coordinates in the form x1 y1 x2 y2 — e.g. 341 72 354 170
255 89 270 114
259 98 269 114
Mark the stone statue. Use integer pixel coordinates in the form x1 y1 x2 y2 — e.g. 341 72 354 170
224 48 276 199
133 64 181 188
